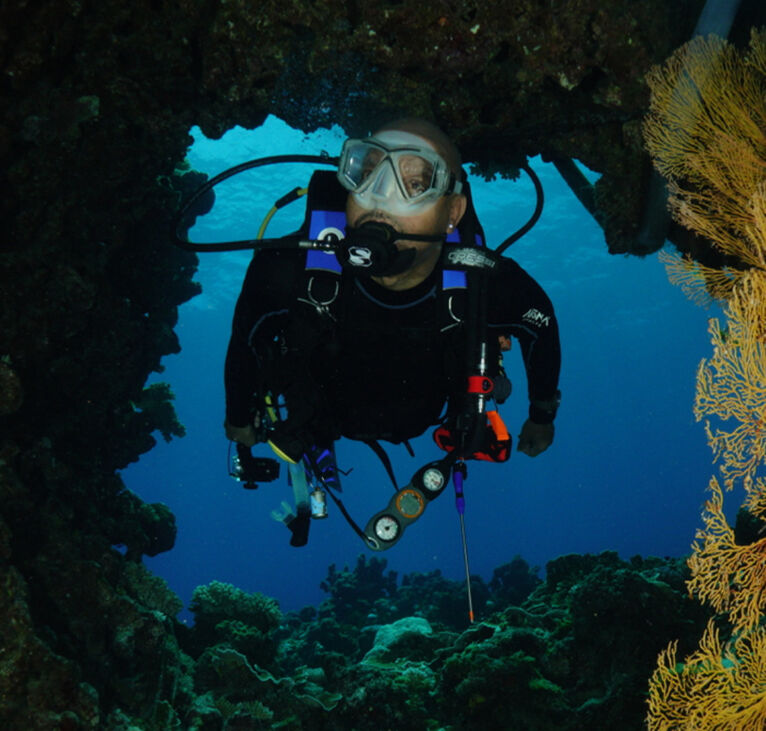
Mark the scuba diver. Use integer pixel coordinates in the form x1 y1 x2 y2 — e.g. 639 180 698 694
220 117 561 551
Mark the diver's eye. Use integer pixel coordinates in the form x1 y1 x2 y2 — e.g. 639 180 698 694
406 179 428 195
399 156 434 198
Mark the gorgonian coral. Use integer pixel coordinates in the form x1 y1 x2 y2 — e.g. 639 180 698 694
648 619 766 730
695 272 766 489
643 28 766 731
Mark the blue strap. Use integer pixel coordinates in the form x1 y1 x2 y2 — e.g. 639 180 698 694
306 249 342 273
307 210 345 273
308 209 347 240
447 229 485 248
304 208 481 283
442 269 467 290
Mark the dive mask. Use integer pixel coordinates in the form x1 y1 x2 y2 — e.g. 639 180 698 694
337 130 462 216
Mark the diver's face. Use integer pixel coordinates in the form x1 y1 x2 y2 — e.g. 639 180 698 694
343 128 467 289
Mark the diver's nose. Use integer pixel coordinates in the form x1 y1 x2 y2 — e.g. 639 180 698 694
370 161 398 200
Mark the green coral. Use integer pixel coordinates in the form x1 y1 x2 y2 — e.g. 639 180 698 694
319 555 397 625
277 615 361 674
362 616 439 665
133 382 186 442
438 624 567 729
195 647 342 714
214 619 276 669
336 660 440 730
121 561 183 618
190 580 281 633
187 581 282 670
318 554 491 630
214 695 274 722
487 555 541 608
137 501 177 558
396 569 489 630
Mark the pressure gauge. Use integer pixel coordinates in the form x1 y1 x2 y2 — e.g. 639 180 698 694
422 467 445 493
374 515 400 542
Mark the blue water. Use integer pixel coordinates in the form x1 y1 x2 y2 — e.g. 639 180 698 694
124 115 717 623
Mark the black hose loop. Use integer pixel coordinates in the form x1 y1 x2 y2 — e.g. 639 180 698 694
172 154 339 252
495 161 544 254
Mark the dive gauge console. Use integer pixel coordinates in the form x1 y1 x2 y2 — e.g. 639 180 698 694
364 461 450 550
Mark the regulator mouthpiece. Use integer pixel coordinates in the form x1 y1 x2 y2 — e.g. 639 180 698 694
339 221 417 277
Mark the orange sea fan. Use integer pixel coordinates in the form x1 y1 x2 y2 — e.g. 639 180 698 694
695 272 766 489
687 478 766 631
644 32 766 190
648 619 766 731
658 250 739 306
743 475 766 519
643 30 766 267
644 28 766 730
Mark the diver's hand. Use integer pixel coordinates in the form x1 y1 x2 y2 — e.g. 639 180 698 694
517 419 554 457
225 421 256 447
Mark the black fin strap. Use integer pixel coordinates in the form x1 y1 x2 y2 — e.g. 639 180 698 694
323 488 369 544
403 440 415 458
364 439 399 491
286 514 310 547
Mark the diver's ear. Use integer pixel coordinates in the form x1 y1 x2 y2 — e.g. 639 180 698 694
447 194 467 230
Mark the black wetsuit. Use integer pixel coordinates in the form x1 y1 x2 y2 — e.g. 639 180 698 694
225 247 561 446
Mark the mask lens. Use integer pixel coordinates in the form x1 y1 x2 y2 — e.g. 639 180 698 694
337 136 460 216
340 141 385 190
396 154 437 200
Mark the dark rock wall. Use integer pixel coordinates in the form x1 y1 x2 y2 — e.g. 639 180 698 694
0 0 740 726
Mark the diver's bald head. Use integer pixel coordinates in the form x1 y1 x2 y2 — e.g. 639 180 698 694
375 118 462 178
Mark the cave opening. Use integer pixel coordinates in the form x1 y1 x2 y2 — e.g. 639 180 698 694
8 2 766 724
123 115 716 622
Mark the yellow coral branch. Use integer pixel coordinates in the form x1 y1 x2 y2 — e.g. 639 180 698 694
648 620 766 731
746 28 766 78
743 476 766 519
658 250 740 306
644 35 766 188
688 478 766 630
643 32 766 266
694 273 766 489
645 28 766 730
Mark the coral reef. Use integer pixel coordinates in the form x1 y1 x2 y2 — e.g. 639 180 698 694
643 29 766 729
319 555 398 625
232 552 706 729
188 581 282 669
488 554 543 607
91 551 698 729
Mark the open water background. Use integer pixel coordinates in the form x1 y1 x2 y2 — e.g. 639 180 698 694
124 115 722 623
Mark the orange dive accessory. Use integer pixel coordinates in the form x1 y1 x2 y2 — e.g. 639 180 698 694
433 409 512 462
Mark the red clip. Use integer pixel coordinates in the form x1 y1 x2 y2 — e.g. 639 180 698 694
467 375 494 395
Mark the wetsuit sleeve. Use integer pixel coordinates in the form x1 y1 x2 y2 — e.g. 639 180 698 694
488 259 561 424
224 250 296 427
